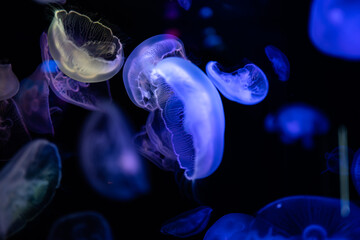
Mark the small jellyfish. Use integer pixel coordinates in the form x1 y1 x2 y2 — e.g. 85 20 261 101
15 64 54 135
264 45 290 81
178 0 192 10
309 0 360 60
323 146 354 174
204 213 254 240
252 195 360 239
122 34 187 111
0 139 62 238
79 101 149 201
33 0 66 4
160 206 212 238
264 103 329 149
206 61 269 105
40 32 112 111
47 10 124 83
47 211 113 240
199 7 213 19
0 64 20 101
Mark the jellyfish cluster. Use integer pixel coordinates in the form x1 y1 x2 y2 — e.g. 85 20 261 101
3 0 360 239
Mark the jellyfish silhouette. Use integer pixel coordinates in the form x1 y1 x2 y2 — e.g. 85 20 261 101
123 34 187 111
264 103 329 149
309 0 360 60
323 146 354 174
15 64 54 135
206 61 268 105
40 32 112 111
79 101 149 201
177 0 192 10
47 10 124 83
251 195 360 239
264 45 290 81
0 139 62 238
0 64 19 101
160 206 212 238
204 213 255 240
47 211 113 240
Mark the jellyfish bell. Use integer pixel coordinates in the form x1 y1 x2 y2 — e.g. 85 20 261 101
206 61 269 105
0 64 20 101
47 9 124 83
302 224 327 240
122 34 187 111
264 45 290 81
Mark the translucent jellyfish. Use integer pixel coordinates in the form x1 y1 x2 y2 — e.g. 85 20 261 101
123 34 187 111
309 0 360 60
40 32 112 111
350 148 360 197
264 45 290 81
323 146 354 174
47 211 113 240
178 0 192 10
252 195 360 239
204 213 255 240
0 139 62 238
0 64 19 101
47 10 124 83
264 103 329 149
15 64 54 135
160 206 212 238
134 57 225 180
199 7 213 19
79 101 149 201
206 61 269 105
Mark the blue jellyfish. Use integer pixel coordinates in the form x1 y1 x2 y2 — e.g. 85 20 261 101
206 61 268 105
252 195 360 239
323 146 354 174
264 45 290 81
350 148 360 197
0 139 62 238
40 32 112 111
204 213 255 240
47 211 113 240
47 10 124 83
309 0 360 60
264 103 329 149
79 101 149 201
0 64 19 101
199 7 213 19
160 206 212 238
122 34 187 111
15 64 54 135
178 0 192 10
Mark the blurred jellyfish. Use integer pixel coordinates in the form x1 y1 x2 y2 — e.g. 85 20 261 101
79 101 149 201
350 148 360 197
309 0 360 60
40 32 112 111
199 7 213 19
123 34 187 111
33 0 66 4
47 211 113 240
204 213 254 240
264 45 290 81
178 0 192 10
206 61 269 105
203 27 224 50
47 10 124 83
264 103 329 149
133 57 225 180
15 64 54 135
0 64 19 101
323 146 354 174
0 139 62 238
252 195 360 239
160 206 212 238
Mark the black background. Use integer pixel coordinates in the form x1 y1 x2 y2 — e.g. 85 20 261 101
1 0 360 239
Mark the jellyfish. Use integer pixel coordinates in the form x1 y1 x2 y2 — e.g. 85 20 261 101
350 148 360 197
40 32 112 111
160 206 212 238
47 211 113 240
14 64 54 135
309 0 360 60
251 195 360 239
79 101 149 201
33 0 66 4
0 64 19 101
47 9 124 83
264 103 329 149
323 146 354 174
264 45 290 81
206 61 268 105
204 213 255 240
122 34 187 111
0 139 62 238
177 0 192 10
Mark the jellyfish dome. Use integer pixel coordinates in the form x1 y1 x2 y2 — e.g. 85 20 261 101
0 64 20 101
252 195 360 239
206 61 269 105
122 34 187 111
47 10 124 83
